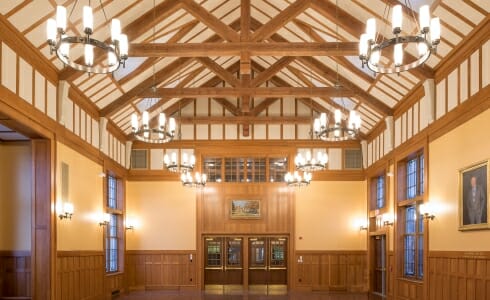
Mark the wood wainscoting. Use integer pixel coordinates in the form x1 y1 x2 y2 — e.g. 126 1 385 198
56 251 105 300
125 250 197 291
0 250 31 298
428 251 490 300
293 250 367 292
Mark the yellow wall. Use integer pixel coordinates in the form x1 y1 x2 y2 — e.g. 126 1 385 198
56 142 104 251
429 108 490 251
295 181 367 250
126 181 196 250
0 142 31 251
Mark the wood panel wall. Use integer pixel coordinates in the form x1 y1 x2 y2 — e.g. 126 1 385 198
294 251 367 292
56 251 104 300
125 251 197 291
0 251 31 298
428 251 490 300
200 183 293 234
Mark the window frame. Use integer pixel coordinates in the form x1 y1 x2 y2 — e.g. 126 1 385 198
104 173 124 274
396 149 427 281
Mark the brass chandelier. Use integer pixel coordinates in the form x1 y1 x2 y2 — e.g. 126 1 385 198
46 1 128 74
359 2 440 74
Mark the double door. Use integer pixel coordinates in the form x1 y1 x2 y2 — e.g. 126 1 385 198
204 236 288 287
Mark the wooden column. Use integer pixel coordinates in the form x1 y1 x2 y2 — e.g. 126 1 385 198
31 139 54 300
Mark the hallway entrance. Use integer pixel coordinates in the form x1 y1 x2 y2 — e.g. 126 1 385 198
203 235 288 293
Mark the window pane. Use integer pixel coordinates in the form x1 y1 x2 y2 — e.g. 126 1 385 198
404 235 415 276
406 159 417 199
418 235 424 278
203 157 222 183
247 158 266 182
419 155 424 195
225 158 243 182
107 175 117 209
405 206 416 233
106 214 119 272
269 158 287 183
376 175 385 209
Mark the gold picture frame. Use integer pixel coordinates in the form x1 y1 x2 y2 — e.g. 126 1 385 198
230 199 261 219
459 160 489 231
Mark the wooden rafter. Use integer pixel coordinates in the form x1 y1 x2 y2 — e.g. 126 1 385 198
100 57 194 117
212 98 240 116
128 41 358 57
197 57 241 87
251 0 311 42
250 98 280 117
180 0 240 42
138 87 356 98
251 57 296 87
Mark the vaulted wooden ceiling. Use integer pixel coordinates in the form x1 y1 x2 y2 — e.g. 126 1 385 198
2 0 488 138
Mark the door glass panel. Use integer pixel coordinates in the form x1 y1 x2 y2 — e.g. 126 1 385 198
270 238 287 268
226 237 242 268
206 237 223 268
249 238 266 268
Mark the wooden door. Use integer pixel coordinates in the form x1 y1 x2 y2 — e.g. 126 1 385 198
225 237 243 284
204 237 225 284
370 234 386 299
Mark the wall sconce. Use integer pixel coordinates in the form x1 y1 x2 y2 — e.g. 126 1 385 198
420 203 435 220
360 225 368 231
99 213 110 226
58 202 74 220
356 218 368 231
125 219 134 231
382 213 394 226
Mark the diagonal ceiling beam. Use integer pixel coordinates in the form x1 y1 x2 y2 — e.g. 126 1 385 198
197 57 240 87
299 56 392 116
251 0 311 42
293 19 375 85
119 20 200 86
59 0 183 81
310 0 434 79
251 57 296 87
250 98 280 117
100 57 194 117
180 0 240 42
212 98 240 116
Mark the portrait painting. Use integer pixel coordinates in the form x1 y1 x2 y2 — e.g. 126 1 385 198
459 161 489 230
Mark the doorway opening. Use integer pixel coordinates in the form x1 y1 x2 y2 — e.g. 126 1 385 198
369 234 387 300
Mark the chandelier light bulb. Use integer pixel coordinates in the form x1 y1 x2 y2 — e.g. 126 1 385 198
182 153 189 164
56 6 67 31
370 48 380 65
111 19 121 43
83 6 93 34
305 151 312 162
84 44 94 66
47 19 57 43
366 18 376 42
419 5 430 33
392 5 402 34
394 43 403 66
59 39 69 58
320 113 327 127
131 114 138 130
334 109 341 124
430 17 440 44
169 118 176 133
171 152 177 164
359 33 369 58
143 131 149 139
119 34 129 58
158 113 166 128
108 50 117 66
142 111 149 127
418 42 428 57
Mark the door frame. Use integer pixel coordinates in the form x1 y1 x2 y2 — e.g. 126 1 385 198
368 232 388 299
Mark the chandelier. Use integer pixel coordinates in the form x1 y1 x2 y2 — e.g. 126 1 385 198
359 3 440 74
285 171 311 188
314 109 361 141
131 111 176 143
46 1 128 74
181 172 207 188
295 150 328 172
164 151 196 173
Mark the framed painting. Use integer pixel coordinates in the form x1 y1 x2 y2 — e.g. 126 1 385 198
230 199 261 219
459 161 489 230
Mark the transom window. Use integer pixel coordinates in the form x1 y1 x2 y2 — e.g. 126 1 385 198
406 154 424 199
203 157 287 183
